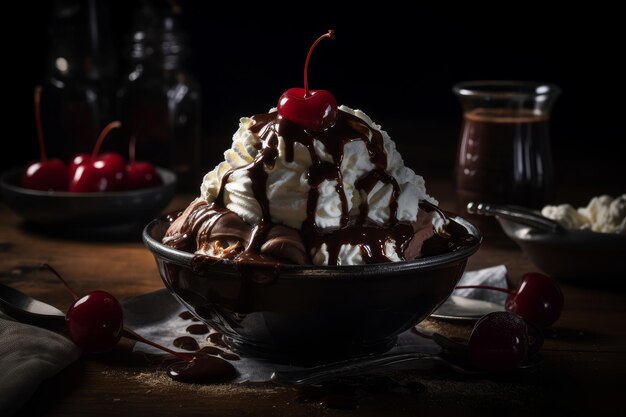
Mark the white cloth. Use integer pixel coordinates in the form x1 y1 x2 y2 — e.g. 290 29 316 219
0 311 80 416
432 265 508 318
452 264 509 304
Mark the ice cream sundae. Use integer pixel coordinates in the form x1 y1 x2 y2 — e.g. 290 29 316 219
163 31 460 266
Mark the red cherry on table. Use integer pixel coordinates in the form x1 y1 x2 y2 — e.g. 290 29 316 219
277 30 338 131
21 86 69 191
70 121 128 192
468 312 529 372
66 290 123 353
456 272 564 328
41 264 193 360
505 272 564 329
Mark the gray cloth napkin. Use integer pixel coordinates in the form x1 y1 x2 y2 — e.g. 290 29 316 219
0 311 80 416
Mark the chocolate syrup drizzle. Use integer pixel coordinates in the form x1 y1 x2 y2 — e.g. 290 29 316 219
218 109 414 265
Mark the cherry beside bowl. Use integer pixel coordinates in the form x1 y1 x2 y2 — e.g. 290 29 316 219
0 166 176 228
143 215 482 364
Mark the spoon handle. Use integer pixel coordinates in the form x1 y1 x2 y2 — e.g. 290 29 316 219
466 202 563 233
0 283 66 331
271 352 440 385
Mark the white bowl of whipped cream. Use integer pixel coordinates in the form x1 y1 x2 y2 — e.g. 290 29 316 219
495 194 626 284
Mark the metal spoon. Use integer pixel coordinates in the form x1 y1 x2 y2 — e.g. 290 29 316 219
466 202 564 233
0 282 66 331
271 347 543 386
271 352 442 385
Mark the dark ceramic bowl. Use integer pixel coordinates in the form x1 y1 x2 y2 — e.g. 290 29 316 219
144 215 482 364
0 167 176 227
497 218 626 283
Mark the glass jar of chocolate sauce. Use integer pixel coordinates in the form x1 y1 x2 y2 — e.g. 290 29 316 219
453 81 560 234
117 2 201 191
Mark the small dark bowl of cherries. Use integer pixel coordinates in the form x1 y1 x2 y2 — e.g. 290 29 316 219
0 87 176 228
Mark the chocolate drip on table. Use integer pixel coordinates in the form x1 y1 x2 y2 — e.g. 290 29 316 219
167 355 237 383
173 336 200 351
167 321 240 384
178 311 200 321
186 324 210 335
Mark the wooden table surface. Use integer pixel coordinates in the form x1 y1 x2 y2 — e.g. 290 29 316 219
1 181 625 417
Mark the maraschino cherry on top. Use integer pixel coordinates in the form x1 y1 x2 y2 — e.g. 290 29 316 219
277 30 338 131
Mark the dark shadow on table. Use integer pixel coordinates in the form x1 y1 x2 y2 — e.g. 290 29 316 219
19 221 147 243
15 358 86 417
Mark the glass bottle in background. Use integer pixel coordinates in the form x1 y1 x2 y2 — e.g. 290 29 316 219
42 0 117 159
117 1 201 191
453 81 560 234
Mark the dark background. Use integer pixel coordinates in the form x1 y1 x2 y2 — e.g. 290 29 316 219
3 2 625 194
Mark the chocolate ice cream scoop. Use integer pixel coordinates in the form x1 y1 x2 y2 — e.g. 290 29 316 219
260 225 310 265
164 199 310 265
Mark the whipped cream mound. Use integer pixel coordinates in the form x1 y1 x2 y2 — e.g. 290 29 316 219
199 105 436 265
541 194 626 234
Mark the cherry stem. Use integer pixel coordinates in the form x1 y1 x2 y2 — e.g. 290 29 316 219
34 86 46 162
455 285 513 295
122 328 194 362
40 263 79 301
92 121 121 159
129 135 137 163
303 29 335 97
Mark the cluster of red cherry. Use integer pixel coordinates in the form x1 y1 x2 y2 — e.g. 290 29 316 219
22 87 161 193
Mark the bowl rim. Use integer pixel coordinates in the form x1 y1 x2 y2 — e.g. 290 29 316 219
0 166 177 197
142 214 483 279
